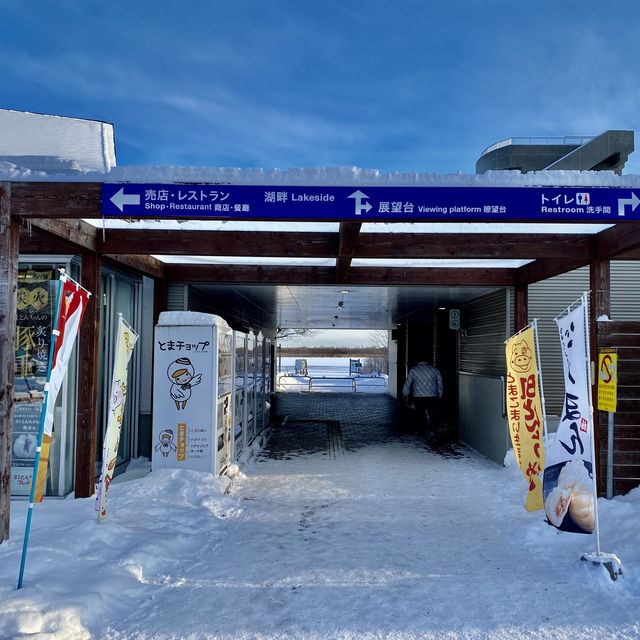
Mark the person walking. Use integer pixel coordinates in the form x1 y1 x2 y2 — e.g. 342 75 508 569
402 361 443 442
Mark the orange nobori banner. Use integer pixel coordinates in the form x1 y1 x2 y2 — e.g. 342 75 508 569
505 324 547 512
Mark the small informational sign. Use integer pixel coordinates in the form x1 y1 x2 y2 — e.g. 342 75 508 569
349 359 362 374
598 349 618 413
449 309 461 330
11 403 41 495
152 324 213 472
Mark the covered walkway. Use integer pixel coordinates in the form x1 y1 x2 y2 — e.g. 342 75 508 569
268 393 414 457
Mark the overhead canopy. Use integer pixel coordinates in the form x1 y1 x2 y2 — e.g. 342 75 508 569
9 171 640 333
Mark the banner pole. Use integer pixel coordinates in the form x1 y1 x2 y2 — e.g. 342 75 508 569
503 320 535 344
532 318 550 453
17 274 65 590
606 411 614 499
582 292 601 556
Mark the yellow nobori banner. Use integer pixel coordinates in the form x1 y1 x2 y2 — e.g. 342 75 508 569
505 325 546 511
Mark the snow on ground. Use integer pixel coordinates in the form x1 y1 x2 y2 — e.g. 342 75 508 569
1 432 639 639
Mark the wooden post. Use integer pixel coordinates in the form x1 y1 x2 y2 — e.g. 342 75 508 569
74 252 101 498
153 277 167 325
514 284 528 333
590 258 611 495
0 184 19 543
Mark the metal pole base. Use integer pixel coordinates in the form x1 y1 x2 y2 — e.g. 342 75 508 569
580 551 623 581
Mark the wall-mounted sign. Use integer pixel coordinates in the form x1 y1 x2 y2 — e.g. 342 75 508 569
449 309 461 330
598 349 618 413
102 184 640 222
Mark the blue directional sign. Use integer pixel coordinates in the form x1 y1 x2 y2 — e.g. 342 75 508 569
102 183 640 222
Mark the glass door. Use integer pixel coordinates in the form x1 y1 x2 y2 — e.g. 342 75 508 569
96 269 142 477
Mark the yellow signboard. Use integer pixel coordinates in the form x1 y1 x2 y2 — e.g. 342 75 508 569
598 349 617 413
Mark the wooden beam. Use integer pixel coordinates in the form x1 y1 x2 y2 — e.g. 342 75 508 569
590 259 611 320
98 229 338 257
11 182 102 219
590 258 611 486
153 277 167 325
595 222 640 259
355 232 593 259
19 217 97 255
516 258 588 285
165 264 515 286
167 264 337 284
101 254 165 280
19 231 75 255
96 228 594 260
347 267 515 286
336 222 362 283
26 218 97 253
0 184 18 543
75 253 101 498
615 248 640 260
514 284 528 333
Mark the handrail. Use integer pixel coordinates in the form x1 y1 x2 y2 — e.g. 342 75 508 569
480 135 594 157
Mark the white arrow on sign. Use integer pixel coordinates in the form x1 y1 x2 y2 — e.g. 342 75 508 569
618 192 640 217
348 190 372 216
110 188 141 212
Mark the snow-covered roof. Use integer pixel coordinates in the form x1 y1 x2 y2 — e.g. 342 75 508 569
1 162 640 187
0 108 116 174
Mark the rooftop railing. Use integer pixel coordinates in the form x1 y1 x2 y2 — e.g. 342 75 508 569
480 136 594 157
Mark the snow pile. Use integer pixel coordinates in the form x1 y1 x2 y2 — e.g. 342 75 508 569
1 440 639 639
0 109 116 174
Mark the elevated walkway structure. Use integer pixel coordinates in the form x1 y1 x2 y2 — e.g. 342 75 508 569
476 130 634 174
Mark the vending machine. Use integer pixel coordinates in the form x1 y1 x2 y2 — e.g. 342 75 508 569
255 332 264 434
152 312 233 477
245 332 257 444
232 331 247 460
263 337 273 428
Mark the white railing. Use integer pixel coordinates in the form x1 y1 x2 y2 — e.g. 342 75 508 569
277 374 387 393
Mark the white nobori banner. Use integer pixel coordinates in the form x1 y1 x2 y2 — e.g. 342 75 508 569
543 294 596 535
96 315 139 522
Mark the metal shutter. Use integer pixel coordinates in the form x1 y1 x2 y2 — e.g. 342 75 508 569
528 267 589 416
611 262 640 320
166 283 188 311
459 288 509 377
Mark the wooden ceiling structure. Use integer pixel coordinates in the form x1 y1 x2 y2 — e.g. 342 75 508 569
2 180 640 522
9 182 640 288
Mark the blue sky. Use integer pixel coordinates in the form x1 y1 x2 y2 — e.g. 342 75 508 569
1 0 639 174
